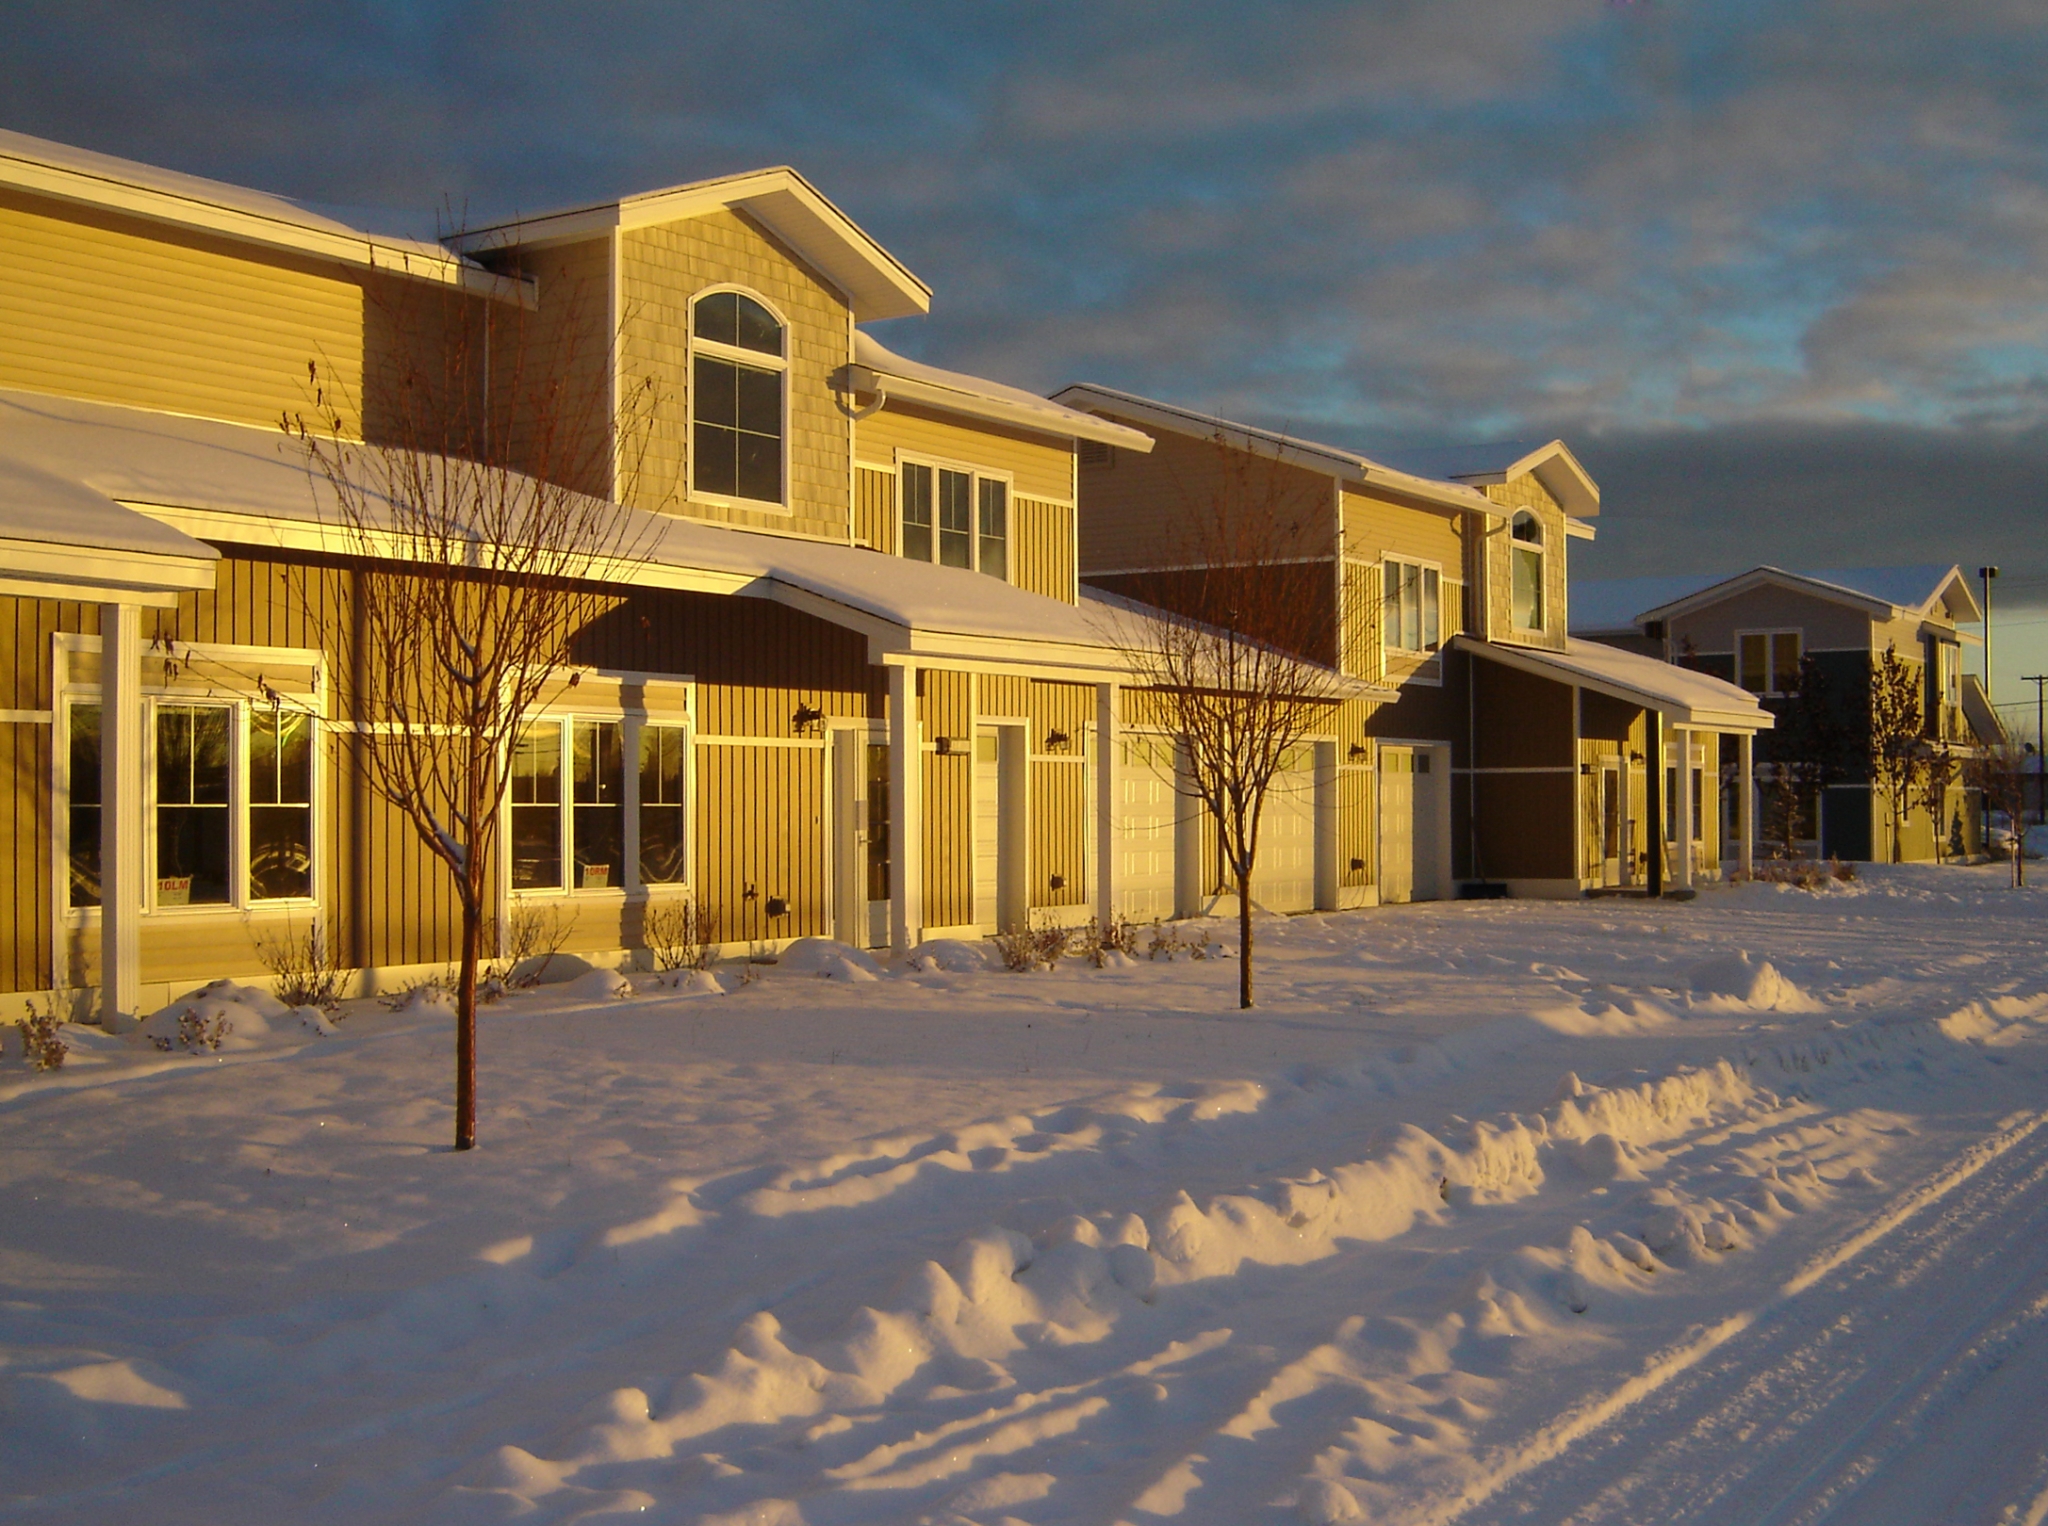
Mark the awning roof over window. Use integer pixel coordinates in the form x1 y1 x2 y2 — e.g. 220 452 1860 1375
1456 634 1774 732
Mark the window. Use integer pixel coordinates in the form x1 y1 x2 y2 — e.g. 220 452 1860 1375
68 703 101 909
639 725 689 885
897 460 1010 580
1737 630 1803 696
515 717 691 894
691 290 785 506
248 707 314 900
1511 512 1545 631
1382 558 1441 653
155 704 232 906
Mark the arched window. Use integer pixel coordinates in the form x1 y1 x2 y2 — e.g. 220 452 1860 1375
691 290 786 506
1511 511 1545 631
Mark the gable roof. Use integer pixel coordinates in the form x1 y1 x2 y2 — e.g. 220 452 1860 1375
1632 564 1982 627
0 129 526 305
1370 438 1600 518
1047 384 1492 517
448 166 931 322
849 335 1153 451
1457 635 1773 732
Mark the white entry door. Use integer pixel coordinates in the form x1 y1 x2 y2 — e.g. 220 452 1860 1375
1379 749 1416 904
1251 747 1316 913
1116 735 1178 922
833 731 891 949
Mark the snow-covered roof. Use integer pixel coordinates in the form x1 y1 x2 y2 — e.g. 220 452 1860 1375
1456 635 1773 731
448 166 930 322
849 336 1153 451
1049 385 1493 517
1614 564 1983 630
0 388 1131 670
0 129 525 305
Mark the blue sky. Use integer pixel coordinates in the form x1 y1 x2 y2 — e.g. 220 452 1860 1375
9 0 2048 712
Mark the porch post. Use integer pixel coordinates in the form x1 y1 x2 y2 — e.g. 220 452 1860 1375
887 662 922 954
100 602 143 1028
1095 681 1118 927
1672 724 1694 890
1645 709 1664 897
1737 730 1755 878
1618 725 1634 887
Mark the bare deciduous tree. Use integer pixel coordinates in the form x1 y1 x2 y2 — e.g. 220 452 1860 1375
1916 739 1958 864
1100 435 1361 1009
1969 740 2030 887
1868 642 1925 865
286 270 655 1149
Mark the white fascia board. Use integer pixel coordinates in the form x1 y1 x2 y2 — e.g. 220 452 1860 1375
0 536 216 601
1563 516 1596 541
1926 565 1984 624
450 168 931 322
849 369 1154 451
0 147 531 308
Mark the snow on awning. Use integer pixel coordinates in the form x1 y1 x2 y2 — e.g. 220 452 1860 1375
1456 635 1774 732
0 448 217 606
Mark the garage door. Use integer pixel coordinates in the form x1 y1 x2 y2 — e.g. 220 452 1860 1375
1115 736 1178 922
1251 747 1316 913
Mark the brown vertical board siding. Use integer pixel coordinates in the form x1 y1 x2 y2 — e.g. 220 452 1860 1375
978 674 1028 719
916 670 973 927
1014 499 1076 603
854 467 897 552
619 210 851 541
1086 565 1338 668
1 722 53 993
690 741 826 947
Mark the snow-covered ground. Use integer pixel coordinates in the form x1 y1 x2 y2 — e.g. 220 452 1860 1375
4 865 2047 1525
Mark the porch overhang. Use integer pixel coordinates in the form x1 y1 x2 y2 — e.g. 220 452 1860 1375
1455 634 1774 732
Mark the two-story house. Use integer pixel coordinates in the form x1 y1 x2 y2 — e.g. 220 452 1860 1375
0 129 1196 1021
1575 565 1997 862
1050 393 1775 900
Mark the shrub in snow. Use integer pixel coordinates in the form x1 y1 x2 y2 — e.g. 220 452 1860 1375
991 917 1072 972
563 968 632 1001
1737 856 1856 890
250 920 344 1012
653 968 723 996
906 939 994 974
1074 914 1139 968
382 979 457 1015
15 996 69 1071
777 938 883 978
141 981 293 1053
484 902 572 991
643 895 717 973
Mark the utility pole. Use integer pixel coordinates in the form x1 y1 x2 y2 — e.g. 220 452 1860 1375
2025 673 2047 825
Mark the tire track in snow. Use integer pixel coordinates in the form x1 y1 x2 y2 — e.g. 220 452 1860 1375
1433 1107 2048 1526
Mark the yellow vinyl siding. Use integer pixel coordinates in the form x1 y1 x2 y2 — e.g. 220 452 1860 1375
692 741 828 948
1014 499 1076 602
1078 425 1333 574
479 235 616 499
0 188 367 433
854 465 896 552
1028 680 1094 909
619 209 850 541
919 669 974 930
854 400 1074 504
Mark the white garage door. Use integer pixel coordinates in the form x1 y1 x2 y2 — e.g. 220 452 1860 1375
1116 736 1178 922
1252 748 1316 913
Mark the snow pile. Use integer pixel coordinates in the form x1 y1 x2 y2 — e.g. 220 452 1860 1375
561 967 632 1002
136 980 333 1052
777 938 884 981
1688 950 1821 1012
907 938 995 974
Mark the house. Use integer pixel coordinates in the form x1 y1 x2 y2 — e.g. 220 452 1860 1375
1574 565 1996 861
0 128 1221 1021
1048 394 1775 900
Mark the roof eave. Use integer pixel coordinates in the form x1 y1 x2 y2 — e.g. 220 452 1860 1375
849 367 1154 451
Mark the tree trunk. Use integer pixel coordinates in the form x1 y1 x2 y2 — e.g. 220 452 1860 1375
1237 863 1253 1009
455 891 481 1151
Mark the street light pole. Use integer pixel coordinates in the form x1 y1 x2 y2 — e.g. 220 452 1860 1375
1979 565 2000 704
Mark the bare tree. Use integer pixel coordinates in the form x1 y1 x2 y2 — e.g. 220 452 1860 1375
1915 739 1958 864
1100 435 1360 1009
286 269 655 1149
1969 740 2030 887
1868 642 1925 865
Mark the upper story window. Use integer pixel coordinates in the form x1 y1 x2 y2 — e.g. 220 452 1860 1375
899 461 1008 579
1383 558 1441 653
1738 629 1803 696
1510 512 1545 632
692 290 786 507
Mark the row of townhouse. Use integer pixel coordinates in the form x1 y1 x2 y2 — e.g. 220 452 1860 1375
0 130 1770 1022
1574 565 2001 862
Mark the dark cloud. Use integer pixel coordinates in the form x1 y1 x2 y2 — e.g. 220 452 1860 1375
8 0 2048 683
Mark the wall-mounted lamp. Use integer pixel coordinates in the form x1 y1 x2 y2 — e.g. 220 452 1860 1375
1349 857 1367 873
935 735 955 755
1044 728 1071 751
792 703 824 733
764 896 789 918
1049 873 1066 891
1348 742 1369 762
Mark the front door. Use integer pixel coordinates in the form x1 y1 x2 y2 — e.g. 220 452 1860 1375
1601 765 1622 885
1379 748 1415 904
832 732 891 949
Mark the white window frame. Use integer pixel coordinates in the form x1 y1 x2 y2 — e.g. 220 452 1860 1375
1735 628 1803 697
506 707 696 901
1380 555 1443 654
687 284 792 515
1509 511 1546 634
895 451 1014 582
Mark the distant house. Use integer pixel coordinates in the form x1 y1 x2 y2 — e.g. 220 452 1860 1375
1575 565 1998 861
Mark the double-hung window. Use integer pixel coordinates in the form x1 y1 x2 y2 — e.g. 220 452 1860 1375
1737 630 1802 696
1382 558 1441 653
1510 512 1545 632
512 717 692 894
691 290 786 507
898 460 1008 579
